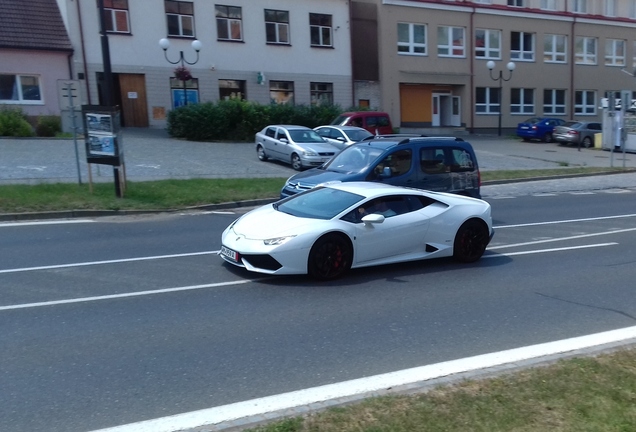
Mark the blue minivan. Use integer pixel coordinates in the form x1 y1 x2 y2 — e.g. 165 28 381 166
280 136 481 199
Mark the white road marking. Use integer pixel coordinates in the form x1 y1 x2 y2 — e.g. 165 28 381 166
485 243 617 257
0 219 94 227
495 213 636 229
89 325 636 432
0 280 251 311
489 228 636 250
0 251 219 274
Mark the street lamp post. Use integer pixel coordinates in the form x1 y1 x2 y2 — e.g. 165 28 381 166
486 60 516 136
159 38 202 106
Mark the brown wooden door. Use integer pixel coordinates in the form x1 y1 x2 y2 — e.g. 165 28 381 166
118 74 149 127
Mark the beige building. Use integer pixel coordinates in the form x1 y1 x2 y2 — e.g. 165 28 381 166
351 0 636 134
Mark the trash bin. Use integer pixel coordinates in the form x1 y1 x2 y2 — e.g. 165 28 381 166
594 133 602 149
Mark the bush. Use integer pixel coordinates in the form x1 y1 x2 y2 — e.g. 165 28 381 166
36 115 62 137
0 108 35 137
166 100 343 142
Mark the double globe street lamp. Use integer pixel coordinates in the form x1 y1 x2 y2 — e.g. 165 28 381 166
159 38 202 106
486 60 516 136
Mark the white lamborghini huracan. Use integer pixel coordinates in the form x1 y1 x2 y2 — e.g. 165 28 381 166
219 182 493 280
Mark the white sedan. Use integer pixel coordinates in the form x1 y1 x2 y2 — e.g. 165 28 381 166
219 182 494 280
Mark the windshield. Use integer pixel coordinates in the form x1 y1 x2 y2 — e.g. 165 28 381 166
344 129 373 142
330 115 348 126
322 145 385 174
288 129 326 143
276 186 364 220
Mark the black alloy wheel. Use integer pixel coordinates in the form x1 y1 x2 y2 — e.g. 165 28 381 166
453 220 489 263
308 234 353 280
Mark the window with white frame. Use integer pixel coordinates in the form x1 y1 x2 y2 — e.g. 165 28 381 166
573 0 587 13
398 22 427 55
511 31 534 61
575 90 595 114
165 1 194 37
475 29 501 59
507 0 524 6
605 39 625 66
438 26 465 57
575 36 597 64
310 13 332 47
544 34 567 63
543 89 566 115
473 0 491 3
511 88 534 114
541 0 557 10
631 0 636 18
103 0 130 33
265 9 289 44
270 81 294 105
216 5 242 41
475 87 500 114
604 0 616 16
310 82 333 106
0 74 42 103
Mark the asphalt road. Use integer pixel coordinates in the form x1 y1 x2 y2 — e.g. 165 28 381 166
2 188 636 432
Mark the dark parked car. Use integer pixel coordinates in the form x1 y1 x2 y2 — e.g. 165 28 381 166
516 117 566 143
280 136 482 199
553 121 602 148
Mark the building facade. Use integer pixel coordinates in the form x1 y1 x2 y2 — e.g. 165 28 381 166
56 0 353 128
351 0 636 134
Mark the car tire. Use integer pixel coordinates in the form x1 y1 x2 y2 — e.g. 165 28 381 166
453 219 489 263
307 234 353 280
291 153 303 171
542 133 553 143
522 137 531 142
257 145 268 161
582 137 593 148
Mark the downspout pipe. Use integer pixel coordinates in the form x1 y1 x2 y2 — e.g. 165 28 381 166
469 3 476 134
76 0 92 104
570 2 575 119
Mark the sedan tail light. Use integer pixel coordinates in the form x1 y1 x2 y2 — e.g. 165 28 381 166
568 130 579 135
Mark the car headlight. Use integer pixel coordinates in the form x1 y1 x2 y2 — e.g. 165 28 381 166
303 150 317 156
263 235 296 246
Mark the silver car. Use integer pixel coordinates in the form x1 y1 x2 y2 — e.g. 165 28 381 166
313 125 373 150
553 121 602 148
255 125 339 171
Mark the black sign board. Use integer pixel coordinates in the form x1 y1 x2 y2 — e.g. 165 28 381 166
81 105 123 166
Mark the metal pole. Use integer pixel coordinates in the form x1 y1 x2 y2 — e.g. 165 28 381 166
498 76 502 137
182 55 187 106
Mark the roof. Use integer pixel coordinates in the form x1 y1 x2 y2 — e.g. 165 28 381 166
0 0 73 52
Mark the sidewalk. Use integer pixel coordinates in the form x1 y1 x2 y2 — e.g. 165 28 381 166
1 129 635 185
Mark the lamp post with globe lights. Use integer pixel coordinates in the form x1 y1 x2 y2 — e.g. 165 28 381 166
486 60 515 136
159 38 202 106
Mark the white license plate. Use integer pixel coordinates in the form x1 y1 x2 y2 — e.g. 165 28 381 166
520 126 529 129
220 245 238 262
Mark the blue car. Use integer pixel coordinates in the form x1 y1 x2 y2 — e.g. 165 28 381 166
516 117 566 143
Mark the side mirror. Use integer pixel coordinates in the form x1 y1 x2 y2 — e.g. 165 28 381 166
279 138 288 143
362 214 385 224
378 166 392 178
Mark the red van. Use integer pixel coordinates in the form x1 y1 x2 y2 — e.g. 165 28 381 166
330 111 393 135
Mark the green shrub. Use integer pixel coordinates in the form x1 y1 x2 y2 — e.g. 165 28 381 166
166 100 344 142
0 108 35 137
35 115 62 137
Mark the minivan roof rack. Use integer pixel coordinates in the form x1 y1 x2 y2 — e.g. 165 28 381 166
396 136 465 145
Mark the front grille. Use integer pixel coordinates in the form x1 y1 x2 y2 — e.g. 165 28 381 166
243 254 282 271
318 152 335 156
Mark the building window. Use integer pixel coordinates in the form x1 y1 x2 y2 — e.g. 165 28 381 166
511 31 534 61
270 81 294 105
219 79 245 100
169 77 198 108
475 29 501 59
265 9 289 44
575 36 597 64
310 13 332 47
573 0 587 13
507 0 524 6
398 23 426 55
543 89 566 115
310 82 333 106
474 0 492 3
631 0 636 18
541 0 557 10
0 74 42 103
511 88 534 114
605 39 625 66
575 90 596 115
103 0 130 33
216 5 242 41
475 87 499 114
544 34 566 63
438 26 465 57
604 0 616 16
165 1 194 37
